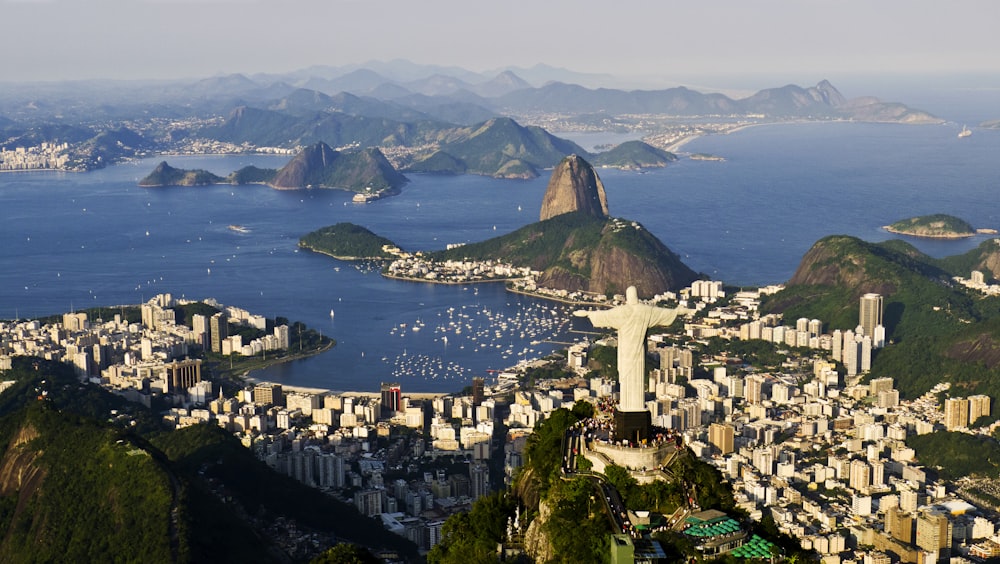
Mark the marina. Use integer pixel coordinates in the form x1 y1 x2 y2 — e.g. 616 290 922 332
383 298 577 383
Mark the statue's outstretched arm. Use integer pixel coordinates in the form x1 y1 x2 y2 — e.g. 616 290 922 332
575 308 621 329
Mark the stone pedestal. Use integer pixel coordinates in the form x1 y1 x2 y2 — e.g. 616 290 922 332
615 410 651 444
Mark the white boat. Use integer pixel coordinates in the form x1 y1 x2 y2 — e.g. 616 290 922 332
959 125 972 138
329 309 335 318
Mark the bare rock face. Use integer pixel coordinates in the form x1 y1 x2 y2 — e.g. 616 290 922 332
539 155 609 221
522 499 555 563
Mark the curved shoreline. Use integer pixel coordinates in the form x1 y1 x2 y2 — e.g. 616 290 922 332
299 243 391 262
882 226 975 239
381 272 516 285
236 338 336 380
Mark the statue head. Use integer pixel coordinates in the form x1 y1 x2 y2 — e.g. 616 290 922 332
626 286 639 304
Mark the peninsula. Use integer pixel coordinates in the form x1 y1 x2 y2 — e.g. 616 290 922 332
883 214 992 239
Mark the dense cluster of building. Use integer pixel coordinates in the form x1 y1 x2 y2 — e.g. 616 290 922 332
0 293 289 407
637 286 1000 563
5 277 1000 561
385 256 533 284
0 142 70 170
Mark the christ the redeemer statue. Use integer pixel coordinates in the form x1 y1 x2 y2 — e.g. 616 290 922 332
575 286 689 441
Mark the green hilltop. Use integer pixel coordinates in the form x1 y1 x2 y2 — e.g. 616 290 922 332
589 140 677 170
431 212 698 298
299 222 400 260
763 235 1000 399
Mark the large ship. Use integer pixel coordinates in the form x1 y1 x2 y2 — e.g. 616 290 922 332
958 125 972 138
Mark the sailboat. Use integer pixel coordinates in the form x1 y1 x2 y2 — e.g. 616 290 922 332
958 125 972 138
329 309 335 318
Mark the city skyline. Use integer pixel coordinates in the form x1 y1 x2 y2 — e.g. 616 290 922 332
3 0 1000 87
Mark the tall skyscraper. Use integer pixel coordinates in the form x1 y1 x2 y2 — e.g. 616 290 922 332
859 293 884 341
210 312 228 353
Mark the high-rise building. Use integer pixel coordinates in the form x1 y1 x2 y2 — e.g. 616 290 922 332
843 331 859 376
166 358 202 392
192 314 208 348
885 507 914 544
859 293 884 341
944 397 970 430
274 324 290 350
849 459 871 493
860 335 873 372
381 382 402 416
708 423 735 455
254 383 284 407
210 312 228 353
353 489 384 517
745 375 764 404
808 319 823 337
469 462 490 500
915 510 951 559
870 377 894 396
969 394 992 424
472 377 485 406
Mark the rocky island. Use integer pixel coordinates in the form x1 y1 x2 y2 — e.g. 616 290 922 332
139 142 407 194
883 214 989 239
138 161 226 187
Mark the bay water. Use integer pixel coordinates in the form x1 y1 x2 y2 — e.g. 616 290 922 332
1 121 998 392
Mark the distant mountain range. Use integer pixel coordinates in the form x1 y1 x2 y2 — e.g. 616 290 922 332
0 61 942 177
0 60 938 125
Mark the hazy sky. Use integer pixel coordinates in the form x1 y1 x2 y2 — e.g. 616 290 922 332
4 0 999 84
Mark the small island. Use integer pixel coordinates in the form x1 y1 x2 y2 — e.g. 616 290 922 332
690 153 726 162
883 214 984 239
138 161 225 187
299 222 403 260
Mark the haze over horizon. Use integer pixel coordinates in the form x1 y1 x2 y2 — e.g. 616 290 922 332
4 0 1000 90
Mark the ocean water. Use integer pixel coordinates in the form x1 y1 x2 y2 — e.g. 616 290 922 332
2 121 998 391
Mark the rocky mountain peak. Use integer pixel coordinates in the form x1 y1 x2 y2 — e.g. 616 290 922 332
539 154 609 221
